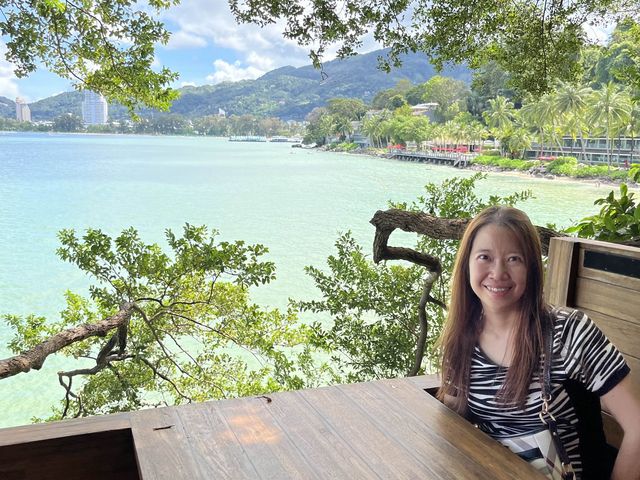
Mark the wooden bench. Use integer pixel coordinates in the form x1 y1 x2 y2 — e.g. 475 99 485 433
545 236 640 448
412 236 640 449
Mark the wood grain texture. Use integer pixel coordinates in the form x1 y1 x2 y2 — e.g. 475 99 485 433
131 406 204 479
0 428 139 480
544 237 580 307
574 277 638 325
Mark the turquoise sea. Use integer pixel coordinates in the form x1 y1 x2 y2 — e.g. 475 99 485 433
0 132 611 427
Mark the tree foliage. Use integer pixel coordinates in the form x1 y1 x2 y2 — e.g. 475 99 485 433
228 0 637 95
294 174 533 382
566 183 640 242
2 225 320 419
0 0 179 114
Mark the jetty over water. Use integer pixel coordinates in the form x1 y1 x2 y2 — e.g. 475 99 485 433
389 150 474 168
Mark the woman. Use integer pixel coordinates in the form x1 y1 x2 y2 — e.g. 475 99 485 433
436 206 640 480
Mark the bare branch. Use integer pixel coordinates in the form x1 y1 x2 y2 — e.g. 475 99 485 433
0 302 135 379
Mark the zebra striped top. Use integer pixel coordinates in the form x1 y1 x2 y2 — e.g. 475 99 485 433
468 307 630 478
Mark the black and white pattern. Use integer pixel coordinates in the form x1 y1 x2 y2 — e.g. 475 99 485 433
468 308 630 479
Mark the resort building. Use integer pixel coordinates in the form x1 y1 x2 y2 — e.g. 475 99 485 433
525 137 640 166
15 97 31 122
82 90 108 125
410 103 438 121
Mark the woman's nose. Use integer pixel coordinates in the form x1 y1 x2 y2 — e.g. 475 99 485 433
490 261 509 278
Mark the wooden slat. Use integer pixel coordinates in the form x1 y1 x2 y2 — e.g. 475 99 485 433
130 406 204 479
372 378 543 479
404 373 441 392
200 395 322 480
0 412 131 447
172 400 259 479
0 428 139 480
574 277 639 325
579 307 640 361
253 390 378 478
577 245 640 292
544 238 579 306
297 383 431 479
303 379 543 479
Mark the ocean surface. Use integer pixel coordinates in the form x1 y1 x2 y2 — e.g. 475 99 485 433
0 132 612 427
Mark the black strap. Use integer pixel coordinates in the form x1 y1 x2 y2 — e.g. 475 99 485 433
541 310 575 480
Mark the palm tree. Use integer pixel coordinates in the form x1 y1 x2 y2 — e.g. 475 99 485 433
483 96 515 154
587 82 632 169
519 99 549 157
554 82 592 160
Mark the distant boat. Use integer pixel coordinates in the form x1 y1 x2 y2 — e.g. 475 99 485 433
229 135 267 142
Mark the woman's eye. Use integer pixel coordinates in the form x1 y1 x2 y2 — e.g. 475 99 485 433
477 254 489 261
508 256 522 262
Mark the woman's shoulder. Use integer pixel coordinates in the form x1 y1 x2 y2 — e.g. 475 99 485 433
549 306 593 342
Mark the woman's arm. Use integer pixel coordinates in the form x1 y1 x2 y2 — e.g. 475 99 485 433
601 375 640 480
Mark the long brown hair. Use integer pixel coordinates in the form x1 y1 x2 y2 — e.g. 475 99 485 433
436 206 550 414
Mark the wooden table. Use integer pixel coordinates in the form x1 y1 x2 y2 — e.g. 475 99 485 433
0 377 544 479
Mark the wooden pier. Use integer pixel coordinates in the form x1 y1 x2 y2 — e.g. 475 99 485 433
390 150 473 168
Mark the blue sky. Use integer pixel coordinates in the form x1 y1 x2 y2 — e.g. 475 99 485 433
0 0 357 102
0 1 611 103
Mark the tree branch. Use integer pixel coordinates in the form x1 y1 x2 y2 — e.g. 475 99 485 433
369 208 569 377
0 302 135 379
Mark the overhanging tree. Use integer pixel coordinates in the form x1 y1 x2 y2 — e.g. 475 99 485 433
228 0 638 95
1 225 319 419
0 0 179 113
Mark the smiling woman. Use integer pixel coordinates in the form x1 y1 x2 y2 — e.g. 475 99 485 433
437 206 640 480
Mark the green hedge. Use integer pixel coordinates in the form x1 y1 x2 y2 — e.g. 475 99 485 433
472 155 541 171
473 154 631 181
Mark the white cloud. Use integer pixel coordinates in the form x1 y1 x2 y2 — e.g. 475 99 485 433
0 42 21 100
180 81 197 87
163 0 315 69
206 59 265 83
167 30 208 50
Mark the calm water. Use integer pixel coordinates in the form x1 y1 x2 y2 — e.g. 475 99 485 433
0 132 611 427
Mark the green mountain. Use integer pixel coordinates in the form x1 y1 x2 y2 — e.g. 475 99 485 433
0 96 14 118
8 49 471 121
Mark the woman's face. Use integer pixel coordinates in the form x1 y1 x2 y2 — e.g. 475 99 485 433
468 224 528 318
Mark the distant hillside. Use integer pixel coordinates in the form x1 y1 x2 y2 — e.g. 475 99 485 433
5 49 471 121
0 96 14 118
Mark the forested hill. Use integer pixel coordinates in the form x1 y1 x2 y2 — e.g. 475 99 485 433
9 49 470 122
0 96 14 117
171 50 471 120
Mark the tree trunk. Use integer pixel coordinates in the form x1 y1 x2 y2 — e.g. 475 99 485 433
0 302 135 379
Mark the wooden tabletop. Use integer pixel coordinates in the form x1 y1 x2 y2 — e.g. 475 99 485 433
132 377 543 479
0 377 544 479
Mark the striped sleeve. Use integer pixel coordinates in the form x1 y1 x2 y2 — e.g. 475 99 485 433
560 309 630 396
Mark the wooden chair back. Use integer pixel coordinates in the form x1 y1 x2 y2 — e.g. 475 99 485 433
545 236 640 447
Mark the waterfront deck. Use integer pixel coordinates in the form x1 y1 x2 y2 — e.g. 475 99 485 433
0 376 542 480
389 150 473 168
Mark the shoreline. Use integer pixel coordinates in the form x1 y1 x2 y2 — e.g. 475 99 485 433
334 146 640 191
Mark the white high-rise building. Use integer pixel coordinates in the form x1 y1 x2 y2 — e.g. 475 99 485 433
15 97 31 122
82 90 108 125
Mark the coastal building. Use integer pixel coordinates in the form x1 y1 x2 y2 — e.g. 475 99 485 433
82 90 108 125
410 103 438 121
525 137 640 166
15 97 31 122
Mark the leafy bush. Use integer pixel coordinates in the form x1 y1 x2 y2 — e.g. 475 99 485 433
483 149 502 156
546 157 578 174
567 184 640 242
472 155 539 171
